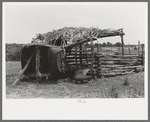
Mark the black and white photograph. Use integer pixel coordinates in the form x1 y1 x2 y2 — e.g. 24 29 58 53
3 2 148 120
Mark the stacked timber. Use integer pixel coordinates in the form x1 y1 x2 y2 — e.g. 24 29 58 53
96 54 143 77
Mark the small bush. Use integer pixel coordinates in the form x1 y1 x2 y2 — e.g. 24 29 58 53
123 77 130 86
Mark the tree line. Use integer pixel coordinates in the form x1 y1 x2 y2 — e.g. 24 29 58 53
85 42 123 48
96 42 123 47
6 42 142 61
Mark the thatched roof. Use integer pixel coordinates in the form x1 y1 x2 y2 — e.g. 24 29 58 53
32 27 125 46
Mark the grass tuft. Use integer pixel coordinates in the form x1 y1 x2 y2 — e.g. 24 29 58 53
111 85 118 98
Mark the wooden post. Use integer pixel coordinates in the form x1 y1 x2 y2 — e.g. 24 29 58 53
85 43 88 64
91 38 94 78
75 45 77 68
36 48 42 82
128 44 131 55
138 41 140 56
141 44 144 66
80 44 82 67
120 35 124 55
99 57 102 78
97 43 99 53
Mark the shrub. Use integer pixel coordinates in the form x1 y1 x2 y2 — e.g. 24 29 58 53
123 77 130 86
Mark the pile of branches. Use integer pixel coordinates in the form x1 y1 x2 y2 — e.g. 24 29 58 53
33 27 124 45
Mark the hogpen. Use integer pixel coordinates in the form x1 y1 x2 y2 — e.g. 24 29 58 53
35 27 145 79
64 41 145 79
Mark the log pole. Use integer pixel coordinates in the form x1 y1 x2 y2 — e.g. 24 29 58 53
97 43 99 53
141 44 144 66
91 38 94 78
12 54 33 86
85 43 88 64
75 45 77 67
138 41 140 55
79 44 82 66
120 35 124 55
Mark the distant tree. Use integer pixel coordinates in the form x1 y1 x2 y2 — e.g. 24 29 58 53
141 44 144 47
107 42 113 47
6 43 23 61
103 42 106 47
98 43 102 47
114 42 122 47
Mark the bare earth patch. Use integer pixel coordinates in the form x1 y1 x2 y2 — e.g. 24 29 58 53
6 62 144 99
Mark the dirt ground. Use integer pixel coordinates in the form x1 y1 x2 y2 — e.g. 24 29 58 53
5 61 144 99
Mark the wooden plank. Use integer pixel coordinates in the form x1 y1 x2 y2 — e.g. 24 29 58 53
100 61 141 65
103 69 132 73
101 65 143 69
65 58 91 62
100 58 140 61
114 52 137 55
65 37 97 49
65 61 98 64
69 50 92 52
114 65 144 69
104 54 139 58
66 63 89 66
66 54 92 56
101 65 133 68
65 57 90 59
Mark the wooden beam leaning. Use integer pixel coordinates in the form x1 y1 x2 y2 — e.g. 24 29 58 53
65 37 97 49
12 54 33 86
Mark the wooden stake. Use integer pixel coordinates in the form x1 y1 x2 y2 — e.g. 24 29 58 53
75 46 77 67
141 44 144 66
36 48 42 81
128 44 131 54
91 38 94 78
120 35 124 55
80 44 82 66
85 43 88 64
138 41 140 55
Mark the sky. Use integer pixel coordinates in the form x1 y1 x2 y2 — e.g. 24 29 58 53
3 2 147 45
